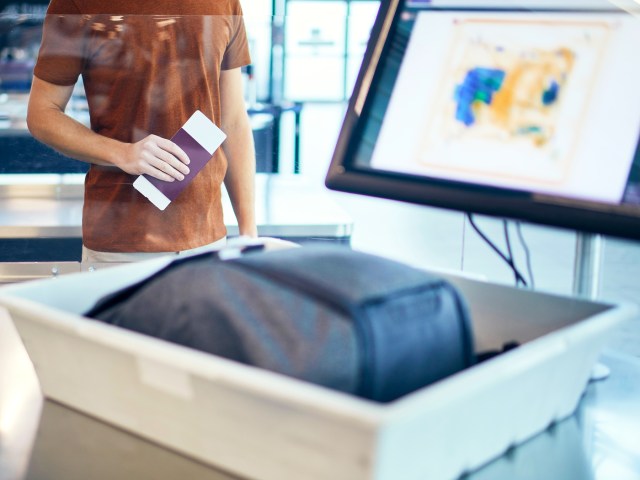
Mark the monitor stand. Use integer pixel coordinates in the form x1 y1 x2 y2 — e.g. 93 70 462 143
573 232 604 300
573 232 610 381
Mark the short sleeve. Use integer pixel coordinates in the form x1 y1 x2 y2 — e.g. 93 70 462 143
33 0 89 86
221 1 251 71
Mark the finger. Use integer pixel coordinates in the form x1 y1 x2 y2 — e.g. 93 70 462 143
140 162 176 182
155 137 191 166
146 144 190 177
147 155 186 181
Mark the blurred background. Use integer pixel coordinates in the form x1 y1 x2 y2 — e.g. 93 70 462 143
0 0 637 359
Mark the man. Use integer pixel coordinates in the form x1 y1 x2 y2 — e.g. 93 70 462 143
27 0 257 263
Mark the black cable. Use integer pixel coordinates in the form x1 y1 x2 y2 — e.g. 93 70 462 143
515 221 535 289
467 214 528 287
502 220 520 286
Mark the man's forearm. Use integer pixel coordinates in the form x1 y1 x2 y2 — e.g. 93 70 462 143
27 102 125 167
27 76 190 181
223 114 257 237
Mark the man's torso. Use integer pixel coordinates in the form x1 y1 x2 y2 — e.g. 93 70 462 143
34 0 250 252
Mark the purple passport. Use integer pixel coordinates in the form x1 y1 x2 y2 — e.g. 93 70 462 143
133 111 226 210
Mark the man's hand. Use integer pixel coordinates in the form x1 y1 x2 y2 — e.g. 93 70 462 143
119 135 191 182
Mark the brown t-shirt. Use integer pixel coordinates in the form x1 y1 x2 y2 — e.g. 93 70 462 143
33 0 251 252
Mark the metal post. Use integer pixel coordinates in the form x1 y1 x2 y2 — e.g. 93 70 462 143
573 233 610 380
572 232 604 299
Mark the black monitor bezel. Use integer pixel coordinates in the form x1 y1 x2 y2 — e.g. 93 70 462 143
326 0 640 241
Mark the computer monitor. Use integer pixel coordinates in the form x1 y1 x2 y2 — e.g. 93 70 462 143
326 0 640 241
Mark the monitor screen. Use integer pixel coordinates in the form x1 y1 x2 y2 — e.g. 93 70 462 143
326 0 640 241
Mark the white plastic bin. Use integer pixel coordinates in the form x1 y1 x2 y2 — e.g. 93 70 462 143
0 257 635 480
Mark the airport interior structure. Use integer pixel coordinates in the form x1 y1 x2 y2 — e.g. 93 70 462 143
1 1 640 479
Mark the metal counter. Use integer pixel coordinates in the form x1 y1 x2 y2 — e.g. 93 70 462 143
0 176 353 269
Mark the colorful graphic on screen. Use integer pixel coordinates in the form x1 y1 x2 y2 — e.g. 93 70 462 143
415 17 612 187
452 47 575 148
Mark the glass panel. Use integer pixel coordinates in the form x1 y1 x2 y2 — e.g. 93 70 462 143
283 0 348 100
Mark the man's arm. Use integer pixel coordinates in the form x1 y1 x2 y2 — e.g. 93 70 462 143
220 68 257 237
27 76 190 182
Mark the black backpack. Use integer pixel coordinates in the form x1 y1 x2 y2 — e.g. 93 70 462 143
86 245 475 402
